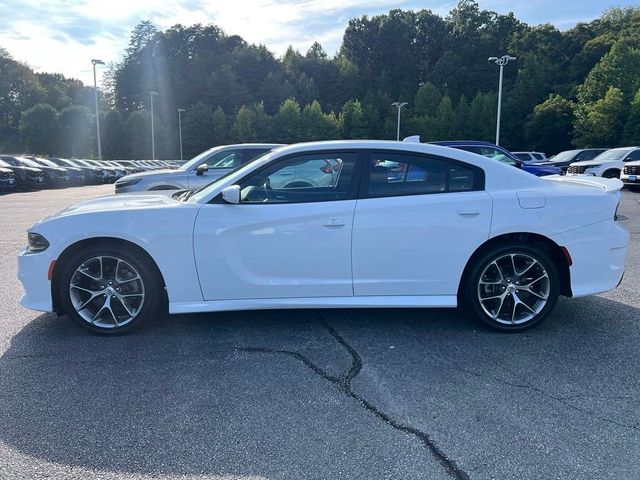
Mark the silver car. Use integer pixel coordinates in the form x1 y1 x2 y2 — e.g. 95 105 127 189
114 144 280 194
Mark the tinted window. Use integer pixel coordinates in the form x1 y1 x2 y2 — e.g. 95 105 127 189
514 153 530 161
367 153 479 198
239 153 356 204
456 146 517 167
532 153 544 160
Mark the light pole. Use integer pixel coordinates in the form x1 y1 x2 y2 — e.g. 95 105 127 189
488 55 516 146
149 91 159 160
91 59 105 160
177 108 185 161
391 101 408 141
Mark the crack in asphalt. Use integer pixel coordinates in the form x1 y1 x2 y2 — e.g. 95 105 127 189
239 318 470 480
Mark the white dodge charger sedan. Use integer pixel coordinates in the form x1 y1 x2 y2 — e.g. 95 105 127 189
18 141 629 334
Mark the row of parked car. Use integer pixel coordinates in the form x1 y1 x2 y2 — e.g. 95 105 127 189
511 147 640 189
0 155 180 192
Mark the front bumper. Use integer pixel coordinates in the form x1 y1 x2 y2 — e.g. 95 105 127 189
551 220 630 297
18 249 55 312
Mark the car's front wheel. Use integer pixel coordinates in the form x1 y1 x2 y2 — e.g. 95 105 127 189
58 244 163 334
464 243 559 331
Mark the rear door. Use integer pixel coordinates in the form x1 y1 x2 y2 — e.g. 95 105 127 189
352 151 492 297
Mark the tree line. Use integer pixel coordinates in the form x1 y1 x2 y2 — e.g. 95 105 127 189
1 1 640 160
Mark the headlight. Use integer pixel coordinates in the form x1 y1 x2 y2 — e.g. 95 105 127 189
115 178 142 189
27 232 49 252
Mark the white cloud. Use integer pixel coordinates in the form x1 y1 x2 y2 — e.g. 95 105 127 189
0 0 627 86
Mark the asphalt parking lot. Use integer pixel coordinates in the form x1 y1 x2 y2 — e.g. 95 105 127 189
0 185 639 480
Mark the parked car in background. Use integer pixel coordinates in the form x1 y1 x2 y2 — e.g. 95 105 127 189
28 157 87 185
72 159 115 183
512 151 548 163
0 157 45 188
0 155 70 187
114 144 280 194
49 158 105 184
620 158 640 190
568 147 640 178
19 140 629 334
539 148 607 173
430 141 562 176
0 164 18 192
113 161 145 173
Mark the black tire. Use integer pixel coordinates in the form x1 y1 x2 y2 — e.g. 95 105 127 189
462 242 560 332
602 169 620 179
58 243 164 334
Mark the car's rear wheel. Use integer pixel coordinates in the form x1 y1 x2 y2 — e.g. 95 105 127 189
464 243 559 331
58 244 163 334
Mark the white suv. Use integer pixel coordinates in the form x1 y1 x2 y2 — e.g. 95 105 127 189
513 151 548 163
568 147 640 179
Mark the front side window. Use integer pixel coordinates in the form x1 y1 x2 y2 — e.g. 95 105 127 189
367 153 480 198
239 153 356 204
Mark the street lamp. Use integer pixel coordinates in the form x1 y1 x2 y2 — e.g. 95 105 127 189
149 91 159 160
177 108 185 161
391 101 408 141
488 55 516 146
91 59 105 160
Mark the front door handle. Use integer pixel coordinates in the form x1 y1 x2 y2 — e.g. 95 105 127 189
323 217 345 227
457 208 480 217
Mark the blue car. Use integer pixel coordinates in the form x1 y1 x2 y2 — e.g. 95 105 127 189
431 141 563 176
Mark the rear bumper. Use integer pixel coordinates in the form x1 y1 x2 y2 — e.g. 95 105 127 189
18 249 54 312
551 220 630 297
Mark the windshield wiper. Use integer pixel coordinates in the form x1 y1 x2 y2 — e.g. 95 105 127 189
176 189 194 201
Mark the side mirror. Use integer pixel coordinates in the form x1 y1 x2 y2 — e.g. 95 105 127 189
221 185 240 204
195 164 209 176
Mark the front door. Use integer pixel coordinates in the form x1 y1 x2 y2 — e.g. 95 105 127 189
193 151 359 300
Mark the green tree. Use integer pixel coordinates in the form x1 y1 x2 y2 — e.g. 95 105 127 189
273 98 302 143
211 107 230 146
125 110 150 159
181 101 215 157
574 86 626 147
58 105 92 157
102 110 127 159
339 100 368 139
622 89 640 145
301 100 339 140
431 95 455 139
19 103 58 154
232 102 271 142
525 94 575 153
414 82 442 117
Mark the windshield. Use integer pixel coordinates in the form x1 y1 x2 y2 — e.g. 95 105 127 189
34 158 58 167
549 150 579 162
592 148 633 162
15 157 41 167
179 147 221 171
0 159 10 168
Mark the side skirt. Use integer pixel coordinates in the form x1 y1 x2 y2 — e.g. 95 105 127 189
169 295 458 315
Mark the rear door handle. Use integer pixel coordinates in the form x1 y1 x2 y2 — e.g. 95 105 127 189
323 217 345 227
457 208 480 217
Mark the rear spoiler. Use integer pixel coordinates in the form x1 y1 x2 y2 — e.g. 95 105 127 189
543 175 623 193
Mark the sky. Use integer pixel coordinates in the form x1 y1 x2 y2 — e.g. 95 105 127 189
0 0 633 86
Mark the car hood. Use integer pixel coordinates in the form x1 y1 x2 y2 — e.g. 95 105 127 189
0 167 13 174
624 160 640 166
522 163 562 174
116 169 177 183
570 160 613 167
40 193 182 223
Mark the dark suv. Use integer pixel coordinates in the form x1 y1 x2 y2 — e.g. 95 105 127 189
431 141 563 176
0 156 45 189
542 148 608 173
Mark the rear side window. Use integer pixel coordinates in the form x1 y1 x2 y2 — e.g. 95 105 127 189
532 153 544 160
367 153 482 198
